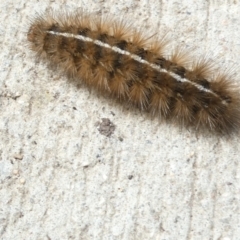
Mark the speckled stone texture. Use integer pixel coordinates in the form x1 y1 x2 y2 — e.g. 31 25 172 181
1 0 240 239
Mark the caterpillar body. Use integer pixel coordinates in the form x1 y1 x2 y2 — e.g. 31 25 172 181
27 10 240 134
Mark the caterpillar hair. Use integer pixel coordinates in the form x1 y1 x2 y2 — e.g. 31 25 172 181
27 10 240 135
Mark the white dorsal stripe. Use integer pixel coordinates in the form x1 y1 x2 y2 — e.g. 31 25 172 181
47 30 220 99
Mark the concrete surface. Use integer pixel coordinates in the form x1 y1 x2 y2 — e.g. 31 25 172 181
1 0 240 239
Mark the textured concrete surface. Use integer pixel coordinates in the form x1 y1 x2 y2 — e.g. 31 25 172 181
1 0 240 239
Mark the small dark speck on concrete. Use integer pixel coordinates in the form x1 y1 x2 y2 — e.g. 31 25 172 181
73 107 77 110
13 154 23 160
96 118 116 137
128 175 134 180
118 137 123 142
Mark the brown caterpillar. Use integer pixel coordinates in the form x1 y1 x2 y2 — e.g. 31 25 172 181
27 10 240 134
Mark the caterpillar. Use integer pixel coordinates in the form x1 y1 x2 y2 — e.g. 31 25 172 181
27 10 240 134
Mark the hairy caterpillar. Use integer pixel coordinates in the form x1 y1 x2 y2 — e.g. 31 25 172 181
27 10 240 134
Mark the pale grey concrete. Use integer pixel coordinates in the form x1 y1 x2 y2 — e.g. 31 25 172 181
1 0 240 239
